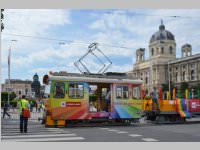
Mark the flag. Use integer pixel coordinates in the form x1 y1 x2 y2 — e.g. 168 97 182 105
159 88 163 100
176 99 191 118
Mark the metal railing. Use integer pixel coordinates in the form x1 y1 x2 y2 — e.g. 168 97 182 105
1 107 44 120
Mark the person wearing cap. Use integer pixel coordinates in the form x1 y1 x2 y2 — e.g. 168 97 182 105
18 95 30 133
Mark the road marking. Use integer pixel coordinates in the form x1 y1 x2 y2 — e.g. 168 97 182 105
108 129 119 132
2 137 85 142
2 133 77 139
47 128 65 130
117 131 128 134
129 134 142 137
142 138 159 142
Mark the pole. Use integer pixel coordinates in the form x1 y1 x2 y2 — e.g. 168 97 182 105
7 40 17 105
168 61 171 100
8 45 11 105
149 59 153 94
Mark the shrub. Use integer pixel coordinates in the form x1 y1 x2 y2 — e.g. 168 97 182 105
144 96 151 100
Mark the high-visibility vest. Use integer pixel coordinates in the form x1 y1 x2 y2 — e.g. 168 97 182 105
18 99 29 113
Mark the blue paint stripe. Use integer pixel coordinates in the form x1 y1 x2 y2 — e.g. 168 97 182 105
181 99 187 111
114 105 132 118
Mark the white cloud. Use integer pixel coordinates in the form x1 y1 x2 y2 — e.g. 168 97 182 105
3 9 70 35
89 9 200 60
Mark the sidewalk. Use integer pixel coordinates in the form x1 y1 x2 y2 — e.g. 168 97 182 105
1 107 44 120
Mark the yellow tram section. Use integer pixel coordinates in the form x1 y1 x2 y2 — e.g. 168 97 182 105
143 91 177 113
143 99 176 112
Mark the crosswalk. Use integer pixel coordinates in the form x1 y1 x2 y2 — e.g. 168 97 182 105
99 127 159 142
1 121 85 142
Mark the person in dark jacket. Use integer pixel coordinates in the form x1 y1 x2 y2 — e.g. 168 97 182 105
150 87 160 111
3 102 11 119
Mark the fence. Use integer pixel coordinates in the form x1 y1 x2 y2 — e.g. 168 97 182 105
1 107 44 120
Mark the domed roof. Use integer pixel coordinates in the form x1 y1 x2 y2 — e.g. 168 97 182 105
181 43 192 48
33 73 39 81
150 21 175 43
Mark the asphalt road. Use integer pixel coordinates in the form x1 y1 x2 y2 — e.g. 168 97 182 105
1 118 200 142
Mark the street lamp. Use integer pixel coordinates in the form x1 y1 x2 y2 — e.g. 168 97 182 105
168 61 171 100
7 39 17 105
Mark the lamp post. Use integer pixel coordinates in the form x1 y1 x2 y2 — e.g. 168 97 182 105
7 39 17 105
168 61 171 100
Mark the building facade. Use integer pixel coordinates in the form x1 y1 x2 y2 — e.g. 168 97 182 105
127 21 200 94
1 79 32 97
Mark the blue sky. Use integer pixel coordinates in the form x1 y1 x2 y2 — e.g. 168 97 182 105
1 9 200 83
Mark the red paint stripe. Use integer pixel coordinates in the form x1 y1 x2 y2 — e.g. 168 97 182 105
69 108 87 119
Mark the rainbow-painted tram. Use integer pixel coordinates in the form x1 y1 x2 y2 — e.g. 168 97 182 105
42 72 144 127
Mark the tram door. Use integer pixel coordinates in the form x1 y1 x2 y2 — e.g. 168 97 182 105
89 83 111 112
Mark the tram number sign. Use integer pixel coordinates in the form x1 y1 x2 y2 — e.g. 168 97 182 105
66 102 81 107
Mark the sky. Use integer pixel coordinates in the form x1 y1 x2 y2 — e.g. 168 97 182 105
1 9 200 84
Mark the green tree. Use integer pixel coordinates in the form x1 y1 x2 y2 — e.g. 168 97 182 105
1 91 17 105
180 82 189 98
1 9 4 32
192 83 200 98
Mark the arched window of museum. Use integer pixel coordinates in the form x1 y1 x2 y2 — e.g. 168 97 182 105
175 73 178 82
191 70 195 80
182 71 186 81
169 46 173 54
145 77 148 84
161 47 164 54
151 48 154 56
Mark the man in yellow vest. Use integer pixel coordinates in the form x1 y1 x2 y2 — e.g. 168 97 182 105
18 95 30 133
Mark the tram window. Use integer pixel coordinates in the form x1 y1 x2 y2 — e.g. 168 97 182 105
116 86 129 99
69 83 84 98
54 82 65 98
132 86 141 99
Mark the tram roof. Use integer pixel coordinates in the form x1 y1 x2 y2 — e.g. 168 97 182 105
48 72 143 84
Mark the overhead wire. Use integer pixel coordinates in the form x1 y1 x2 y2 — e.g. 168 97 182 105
2 33 134 50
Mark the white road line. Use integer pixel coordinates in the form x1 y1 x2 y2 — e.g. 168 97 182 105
2 130 69 134
2 133 76 139
107 129 119 132
142 138 159 142
2 137 85 142
129 134 142 137
47 128 65 130
117 131 128 134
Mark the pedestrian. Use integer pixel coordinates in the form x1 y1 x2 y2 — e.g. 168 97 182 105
18 95 30 133
3 102 11 119
29 100 33 112
150 87 160 111
35 101 38 112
